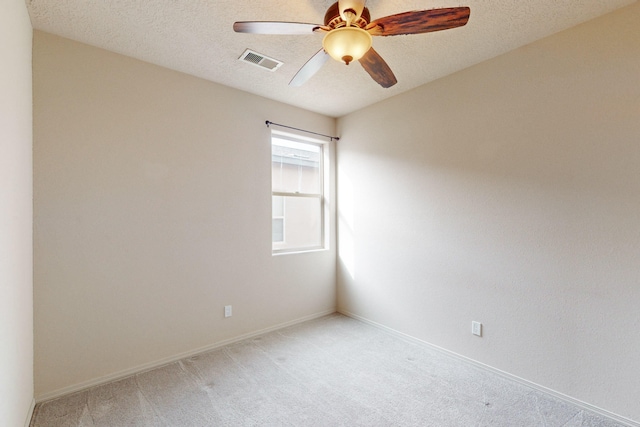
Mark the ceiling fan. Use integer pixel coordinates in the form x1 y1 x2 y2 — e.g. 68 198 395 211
233 1 470 88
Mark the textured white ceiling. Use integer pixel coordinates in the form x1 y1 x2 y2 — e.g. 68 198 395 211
26 0 636 117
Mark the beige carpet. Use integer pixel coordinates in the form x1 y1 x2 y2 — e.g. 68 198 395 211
30 314 627 426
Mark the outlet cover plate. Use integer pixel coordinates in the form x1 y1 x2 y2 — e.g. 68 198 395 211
472 321 482 337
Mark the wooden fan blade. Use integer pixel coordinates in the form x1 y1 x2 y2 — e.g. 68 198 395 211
366 7 470 36
359 47 397 88
233 21 323 35
289 49 330 87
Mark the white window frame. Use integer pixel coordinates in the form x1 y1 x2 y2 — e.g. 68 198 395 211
271 130 326 255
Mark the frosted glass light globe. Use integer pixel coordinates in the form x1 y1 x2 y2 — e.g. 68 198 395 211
322 27 372 65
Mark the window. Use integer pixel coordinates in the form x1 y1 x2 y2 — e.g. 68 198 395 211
272 196 284 243
271 131 325 253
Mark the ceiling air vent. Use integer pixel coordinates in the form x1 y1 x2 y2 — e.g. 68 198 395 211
239 49 283 72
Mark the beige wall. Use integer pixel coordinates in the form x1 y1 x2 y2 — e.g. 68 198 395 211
0 0 34 425
337 3 640 422
33 32 336 398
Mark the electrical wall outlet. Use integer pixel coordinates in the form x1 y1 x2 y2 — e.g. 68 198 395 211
472 321 482 337
224 305 232 318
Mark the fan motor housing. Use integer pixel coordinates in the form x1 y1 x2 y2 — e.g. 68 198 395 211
324 2 370 28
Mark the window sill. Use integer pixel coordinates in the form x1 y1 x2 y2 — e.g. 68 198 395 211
272 247 328 256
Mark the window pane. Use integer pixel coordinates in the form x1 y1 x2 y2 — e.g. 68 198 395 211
272 196 321 251
272 218 284 243
272 195 284 217
272 138 321 194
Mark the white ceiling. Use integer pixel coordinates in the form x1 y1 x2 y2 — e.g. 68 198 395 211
26 0 636 117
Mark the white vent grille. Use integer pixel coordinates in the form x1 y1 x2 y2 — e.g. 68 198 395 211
238 49 283 72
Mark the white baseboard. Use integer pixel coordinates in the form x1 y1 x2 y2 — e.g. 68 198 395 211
35 309 335 403
338 309 640 427
24 398 35 427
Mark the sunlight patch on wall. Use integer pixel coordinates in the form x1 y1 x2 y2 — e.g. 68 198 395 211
338 172 355 280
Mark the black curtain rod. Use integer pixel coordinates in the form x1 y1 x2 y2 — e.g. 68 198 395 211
265 121 339 142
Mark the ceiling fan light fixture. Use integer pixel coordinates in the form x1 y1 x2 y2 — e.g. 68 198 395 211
338 0 366 21
322 27 372 65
